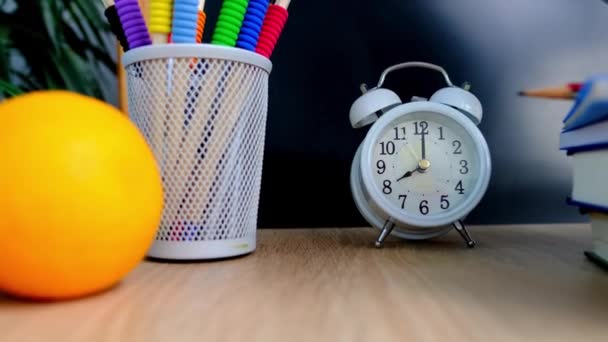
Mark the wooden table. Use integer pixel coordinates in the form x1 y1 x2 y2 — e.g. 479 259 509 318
1 225 607 341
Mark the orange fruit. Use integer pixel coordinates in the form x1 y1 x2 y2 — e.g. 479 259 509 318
0 91 163 300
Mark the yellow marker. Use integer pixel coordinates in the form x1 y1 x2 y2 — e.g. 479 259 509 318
149 0 172 44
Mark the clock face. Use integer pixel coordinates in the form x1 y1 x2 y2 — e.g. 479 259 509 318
368 110 483 222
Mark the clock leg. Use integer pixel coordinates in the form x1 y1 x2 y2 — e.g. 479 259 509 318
453 220 476 248
375 219 395 248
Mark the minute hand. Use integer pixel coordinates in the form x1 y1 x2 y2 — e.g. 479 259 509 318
421 132 426 160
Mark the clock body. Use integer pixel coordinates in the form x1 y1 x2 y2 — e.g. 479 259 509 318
350 101 491 239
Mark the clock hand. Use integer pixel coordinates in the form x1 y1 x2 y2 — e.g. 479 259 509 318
396 166 420 182
397 157 432 181
421 131 426 160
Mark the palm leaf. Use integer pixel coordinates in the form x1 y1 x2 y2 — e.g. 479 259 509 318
14 70 41 90
69 1 112 52
0 79 24 98
40 0 61 48
0 25 10 80
0 0 115 100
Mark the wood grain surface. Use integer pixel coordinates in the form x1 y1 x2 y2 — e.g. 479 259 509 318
1 225 607 342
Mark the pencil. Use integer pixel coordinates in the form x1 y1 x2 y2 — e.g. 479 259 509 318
197 0 207 43
172 0 199 43
114 0 152 48
236 0 270 51
149 0 172 44
518 83 582 100
211 0 250 46
103 0 130 51
255 0 291 58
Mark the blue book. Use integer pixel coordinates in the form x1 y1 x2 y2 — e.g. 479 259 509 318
560 119 608 153
563 75 608 131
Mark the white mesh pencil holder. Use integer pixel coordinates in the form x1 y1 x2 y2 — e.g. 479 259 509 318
123 44 272 260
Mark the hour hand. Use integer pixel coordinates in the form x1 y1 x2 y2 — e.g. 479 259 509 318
396 167 419 182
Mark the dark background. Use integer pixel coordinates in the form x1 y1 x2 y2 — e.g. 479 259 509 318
201 0 608 227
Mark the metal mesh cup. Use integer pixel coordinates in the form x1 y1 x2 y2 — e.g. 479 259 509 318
123 45 272 260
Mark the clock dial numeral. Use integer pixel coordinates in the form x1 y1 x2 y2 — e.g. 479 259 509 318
453 140 462 154
438 127 445 140
383 180 393 194
459 160 469 174
379 141 396 155
399 194 407 209
440 195 450 209
376 160 386 174
414 121 429 135
455 180 465 194
393 127 406 140
419 200 429 215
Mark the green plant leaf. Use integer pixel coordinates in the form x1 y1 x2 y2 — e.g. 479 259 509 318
59 14 116 84
51 50 86 93
73 0 106 27
78 37 117 72
13 70 40 90
75 0 115 54
2 0 115 101
0 25 10 80
41 68 59 89
0 79 24 97
40 0 60 49
68 1 106 47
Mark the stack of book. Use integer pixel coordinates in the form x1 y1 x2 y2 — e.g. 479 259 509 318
559 76 608 267
520 76 608 267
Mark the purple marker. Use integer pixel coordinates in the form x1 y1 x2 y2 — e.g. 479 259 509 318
115 0 152 49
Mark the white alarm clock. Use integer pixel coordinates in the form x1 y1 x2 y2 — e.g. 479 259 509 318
349 62 491 248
